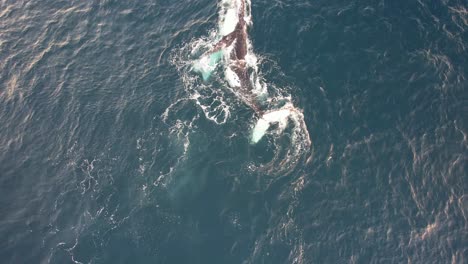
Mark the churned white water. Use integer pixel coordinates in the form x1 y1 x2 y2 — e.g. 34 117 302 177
225 67 241 87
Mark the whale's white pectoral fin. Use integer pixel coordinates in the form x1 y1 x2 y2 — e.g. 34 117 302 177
193 50 224 81
251 118 270 144
220 7 238 35
250 105 294 144
192 30 238 82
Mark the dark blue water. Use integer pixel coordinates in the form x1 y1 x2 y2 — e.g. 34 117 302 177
1 0 467 263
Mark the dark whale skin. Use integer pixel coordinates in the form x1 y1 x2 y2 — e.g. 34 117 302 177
211 0 263 114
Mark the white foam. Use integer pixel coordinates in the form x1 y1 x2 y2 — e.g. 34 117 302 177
245 52 257 67
192 55 216 79
225 67 241 87
252 79 267 97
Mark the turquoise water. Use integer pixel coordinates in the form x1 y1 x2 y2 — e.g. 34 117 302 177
0 0 467 263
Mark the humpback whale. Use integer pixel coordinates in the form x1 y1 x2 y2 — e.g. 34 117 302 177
202 0 263 115
179 0 311 165
189 0 310 146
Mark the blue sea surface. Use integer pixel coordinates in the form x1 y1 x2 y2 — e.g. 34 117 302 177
0 0 467 263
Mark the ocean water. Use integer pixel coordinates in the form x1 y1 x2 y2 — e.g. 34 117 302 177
0 0 467 263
